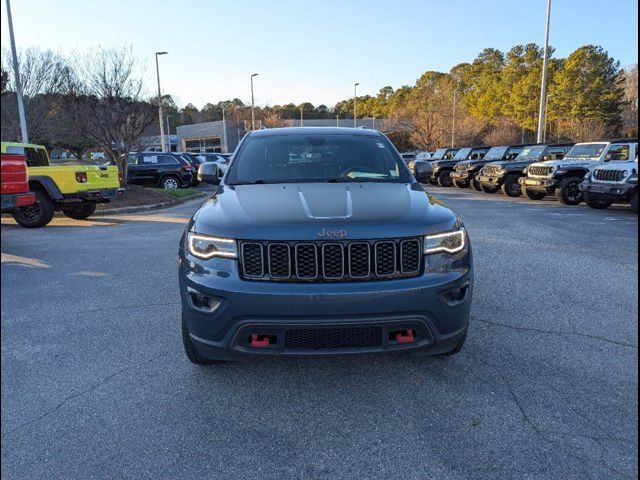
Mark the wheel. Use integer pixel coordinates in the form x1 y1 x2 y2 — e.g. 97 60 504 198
631 191 638 214
584 194 612 210
556 177 584 205
160 176 180 189
181 312 225 365
440 330 467 356
523 188 546 200
470 178 484 192
11 190 55 228
61 202 97 220
437 171 453 187
428 179 439 186
453 179 468 189
480 184 498 193
501 175 522 197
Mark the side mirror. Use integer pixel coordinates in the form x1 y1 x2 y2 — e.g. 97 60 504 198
197 162 220 184
605 154 612 161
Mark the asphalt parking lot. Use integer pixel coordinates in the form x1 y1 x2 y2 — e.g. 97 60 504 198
1 186 638 480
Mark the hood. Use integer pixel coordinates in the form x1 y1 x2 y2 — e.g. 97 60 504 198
528 158 597 169
189 183 459 240
489 159 538 170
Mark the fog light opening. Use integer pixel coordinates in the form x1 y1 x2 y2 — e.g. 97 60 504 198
442 285 469 305
187 289 222 313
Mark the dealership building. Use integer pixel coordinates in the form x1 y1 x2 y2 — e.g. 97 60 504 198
176 121 244 154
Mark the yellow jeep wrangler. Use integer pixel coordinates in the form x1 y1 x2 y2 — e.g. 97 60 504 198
1 142 122 227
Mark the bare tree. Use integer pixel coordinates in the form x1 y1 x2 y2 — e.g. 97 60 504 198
1 48 72 142
67 47 155 185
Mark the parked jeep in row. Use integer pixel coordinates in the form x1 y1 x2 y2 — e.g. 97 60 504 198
519 139 638 205
430 147 489 187
475 143 573 197
413 147 459 184
580 155 638 213
450 144 525 191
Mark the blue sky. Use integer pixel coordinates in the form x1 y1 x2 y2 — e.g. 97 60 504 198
1 0 637 108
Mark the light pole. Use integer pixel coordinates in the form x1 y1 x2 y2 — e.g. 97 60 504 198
536 0 552 143
155 51 168 152
451 90 457 148
300 106 304 127
353 82 359 127
372 114 376 130
165 114 172 151
336 115 340 127
250 73 259 130
222 105 227 153
543 93 554 143
5 0 28 143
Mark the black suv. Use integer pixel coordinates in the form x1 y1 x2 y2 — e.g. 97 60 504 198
430 147 490 187
476 143 573 197
127 152 194 189
450 145 526 191
414 147 460 184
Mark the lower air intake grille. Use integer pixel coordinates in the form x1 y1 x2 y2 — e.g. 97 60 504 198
284 326 383 350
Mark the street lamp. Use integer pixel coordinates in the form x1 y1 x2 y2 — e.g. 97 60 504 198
300 106 304 127
165 114 173 151
5 0 28 143
353 83 359 127
155 51 168 152
336 115 340 127
543 93 554 143
536 0 552 143
250 73 259 130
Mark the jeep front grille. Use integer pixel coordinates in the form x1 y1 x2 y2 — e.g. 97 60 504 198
455 163 469 172
239 238 422 282
483 165 502 175
528 166 553 176
593 169 626 182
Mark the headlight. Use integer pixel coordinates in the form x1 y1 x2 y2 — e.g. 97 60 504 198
187 232 238 259
523 166 529 175
424 228 467 255
584 171 592 180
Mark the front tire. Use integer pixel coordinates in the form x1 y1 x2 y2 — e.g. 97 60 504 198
501 175 522 197
12 190 55 228
480 184 498 193
453 179 467 189
556 177 584 205
437 171 453 188
584 194 612 210
182 312 225 365
61 202 97 220
470 177 484 192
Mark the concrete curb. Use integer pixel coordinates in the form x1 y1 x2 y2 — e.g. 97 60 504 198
95 193 208 216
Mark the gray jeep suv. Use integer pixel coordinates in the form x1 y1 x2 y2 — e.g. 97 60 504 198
179 128 473 363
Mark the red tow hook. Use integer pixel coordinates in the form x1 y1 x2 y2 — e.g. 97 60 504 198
250 334 271 347
395 329 415 344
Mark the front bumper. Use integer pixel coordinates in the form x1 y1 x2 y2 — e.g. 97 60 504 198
518 176 557 191
450 171 475 181
476 173 504 186
1 192 36 212
179 249 473 360
580 181 636 202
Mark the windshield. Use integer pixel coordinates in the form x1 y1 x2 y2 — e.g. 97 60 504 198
226 133 411 185
484 146 509 160
565 143 607 160
453 148 472 160
517 146 546 160
431 148 449 160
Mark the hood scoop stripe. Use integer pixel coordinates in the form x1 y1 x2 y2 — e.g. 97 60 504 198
298 186 353 220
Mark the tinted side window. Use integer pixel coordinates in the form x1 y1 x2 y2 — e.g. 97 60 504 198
607 145 630 161
545 147 567 160
158 155 179 165
25 147 49 167
505 146 523 160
